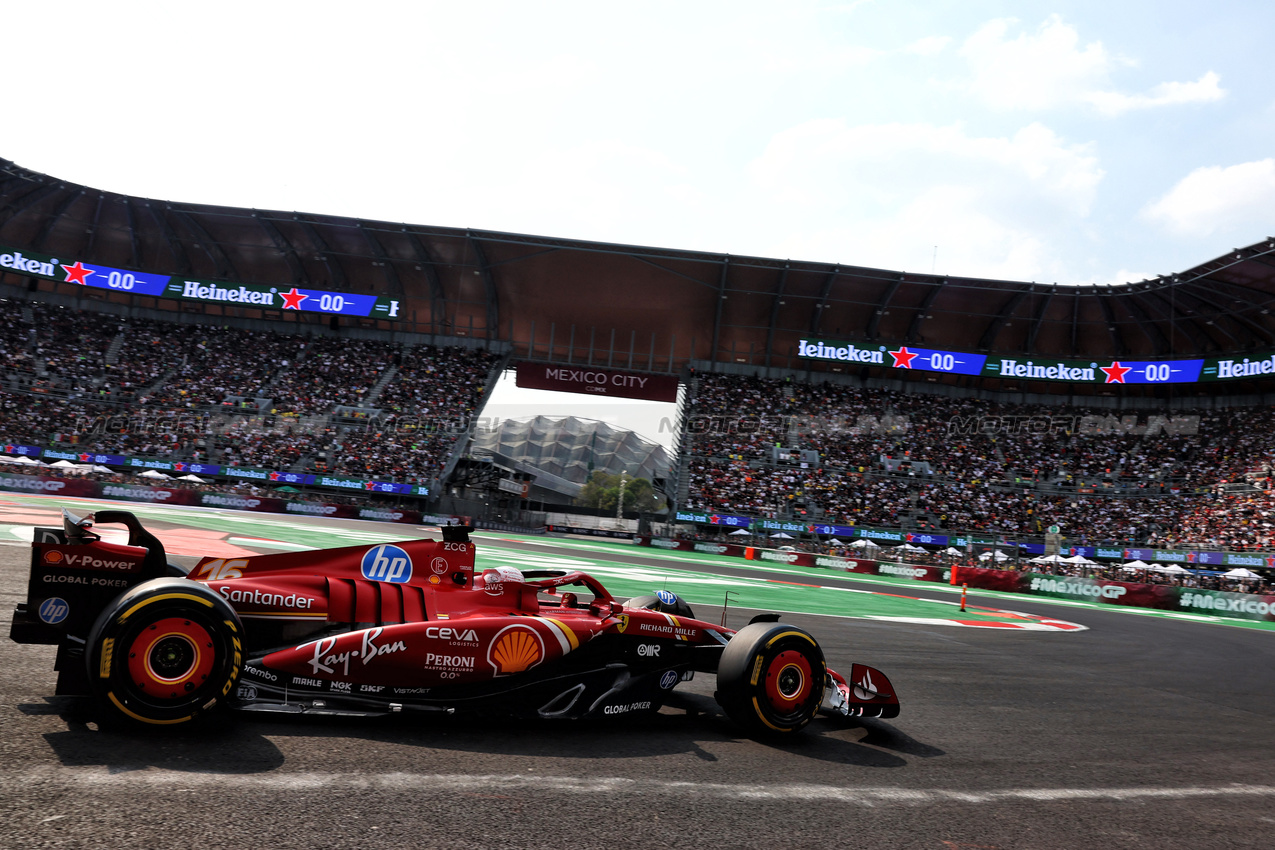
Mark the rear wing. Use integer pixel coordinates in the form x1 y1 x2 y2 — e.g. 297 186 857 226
10 509 172 646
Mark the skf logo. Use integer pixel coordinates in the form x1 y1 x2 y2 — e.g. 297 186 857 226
616 614 629 633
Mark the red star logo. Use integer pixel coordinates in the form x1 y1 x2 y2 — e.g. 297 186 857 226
906 533 914 542
280 287 308 310
709 515 721 524
78 453 91 462
365 481 377 490
1100 361 1131 383
61 261 94 285
5 445 14 454
174 462 186 472
269 471 281 481
889 347 917 369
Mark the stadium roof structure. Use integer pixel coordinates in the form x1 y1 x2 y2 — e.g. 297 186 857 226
468 416 669 496
5 157 1275 396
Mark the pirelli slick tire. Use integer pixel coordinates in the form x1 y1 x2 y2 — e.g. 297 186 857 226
627 593 696 620
715 622 826 736
85 578 243 727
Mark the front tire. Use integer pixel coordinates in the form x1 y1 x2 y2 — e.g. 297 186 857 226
715 622 826 735
86 578 243 726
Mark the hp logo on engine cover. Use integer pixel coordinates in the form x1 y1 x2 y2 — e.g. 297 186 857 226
655 590 677 606
361 544 412 583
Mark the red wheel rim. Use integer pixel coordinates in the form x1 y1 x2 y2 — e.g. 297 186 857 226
126 617 216 700
764 649 813 711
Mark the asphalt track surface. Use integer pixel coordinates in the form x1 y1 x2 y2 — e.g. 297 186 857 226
2 506 1274 849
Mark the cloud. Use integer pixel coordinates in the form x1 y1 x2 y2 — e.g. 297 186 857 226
1085 71 1225 116
1142 159 1275 238
745 119 1103 280
903 36 950 56
958 15 1224 114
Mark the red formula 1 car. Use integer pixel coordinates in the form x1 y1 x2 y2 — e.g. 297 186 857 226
10 509 899 735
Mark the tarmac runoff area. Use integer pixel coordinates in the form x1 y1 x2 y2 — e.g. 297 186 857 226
1 492 1271 633
5 494 1275 849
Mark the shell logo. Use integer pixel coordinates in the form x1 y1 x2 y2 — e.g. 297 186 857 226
487 625 544 676
44 550 64 564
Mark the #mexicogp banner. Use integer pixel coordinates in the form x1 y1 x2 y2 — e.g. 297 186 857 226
0 243 402 320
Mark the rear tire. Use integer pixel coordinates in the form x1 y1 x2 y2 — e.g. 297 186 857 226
86 578 243 726
715 622 825 735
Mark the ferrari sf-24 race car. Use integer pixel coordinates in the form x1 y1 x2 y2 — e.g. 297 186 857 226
10 509 899 736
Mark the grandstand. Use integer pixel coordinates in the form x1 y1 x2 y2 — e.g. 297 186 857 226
1 156 1274 583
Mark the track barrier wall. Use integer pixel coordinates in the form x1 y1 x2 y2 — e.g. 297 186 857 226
634 536 1275 623
0 475 433 525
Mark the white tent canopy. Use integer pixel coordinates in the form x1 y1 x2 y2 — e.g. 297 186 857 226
849 539 880 549
728 528 751 536
1120 560 1151 570
978 550 1010 561
769 532 794 539
136 469 172 479
1223 567 1262 579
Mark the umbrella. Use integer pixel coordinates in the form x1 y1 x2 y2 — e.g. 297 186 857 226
728 529 751 536
769 532 794 539
276 485 301 492
1222 567 1262 579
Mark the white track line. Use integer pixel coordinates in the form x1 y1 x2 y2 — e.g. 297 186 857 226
19 768 1275 806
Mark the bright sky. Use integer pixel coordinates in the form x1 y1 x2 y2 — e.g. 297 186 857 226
7 1 1274 447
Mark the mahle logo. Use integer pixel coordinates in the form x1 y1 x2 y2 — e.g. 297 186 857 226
361 544 412 583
